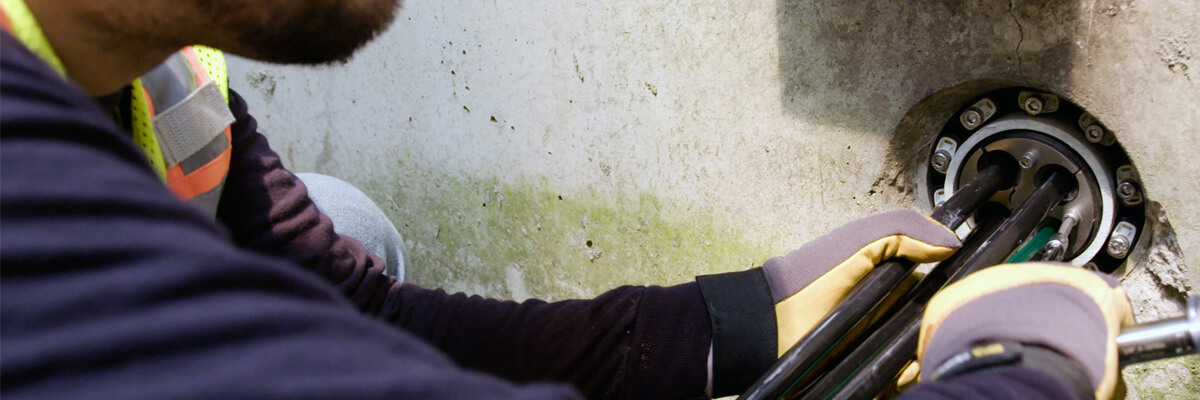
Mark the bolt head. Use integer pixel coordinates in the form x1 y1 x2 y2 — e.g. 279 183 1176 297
1024 97 1043 115
930 151 951 173
1107 235 1130 258
1019 151 1037 169
960 109 983 129
1085 124 1104 143
1117 181 1139 201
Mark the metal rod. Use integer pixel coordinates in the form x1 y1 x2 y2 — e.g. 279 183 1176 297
930 160 1018 229
1118 295 1200 365
804 168 1076 400
795 217 1004 400
736 161 1016 400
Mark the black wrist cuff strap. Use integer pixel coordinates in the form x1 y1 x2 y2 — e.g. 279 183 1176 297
933 341 1094 400
696 267 776 397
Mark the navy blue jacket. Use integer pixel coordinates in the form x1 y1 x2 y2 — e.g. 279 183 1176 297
0 31 1073 399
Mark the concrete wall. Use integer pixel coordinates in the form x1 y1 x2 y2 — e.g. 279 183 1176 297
228 0 1198 397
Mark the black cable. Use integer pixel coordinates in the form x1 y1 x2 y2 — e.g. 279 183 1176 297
804 168 1076 400
737 159 1017 400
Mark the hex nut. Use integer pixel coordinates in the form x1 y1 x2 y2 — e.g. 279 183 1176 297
930 150 951 173
1117 181 1140 202
1019 150 1037 169
1023 97 1044 115
1107 235 1130 258
960 109 983 130
1085 124 1104 143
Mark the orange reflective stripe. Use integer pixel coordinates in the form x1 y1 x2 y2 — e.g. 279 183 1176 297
180 46 212 87
165 128 231 200
1 8 13 33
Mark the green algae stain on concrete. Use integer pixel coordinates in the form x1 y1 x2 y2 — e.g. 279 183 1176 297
360 169 772 301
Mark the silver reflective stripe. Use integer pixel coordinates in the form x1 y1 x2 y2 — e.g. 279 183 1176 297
141 53 197 111
187 180 225 217
152 81 235 167
178 132 230 174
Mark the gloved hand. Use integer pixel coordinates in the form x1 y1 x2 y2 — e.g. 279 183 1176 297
916 263 1135 400
697 209 961 396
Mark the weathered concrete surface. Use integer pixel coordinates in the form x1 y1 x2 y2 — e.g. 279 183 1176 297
227 0 1198 396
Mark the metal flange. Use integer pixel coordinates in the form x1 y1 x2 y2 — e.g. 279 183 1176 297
924 88 1146 273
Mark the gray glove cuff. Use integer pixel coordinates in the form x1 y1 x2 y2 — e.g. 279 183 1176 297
761 210 959 302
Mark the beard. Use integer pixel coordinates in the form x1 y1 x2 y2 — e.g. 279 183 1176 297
205 0 402 65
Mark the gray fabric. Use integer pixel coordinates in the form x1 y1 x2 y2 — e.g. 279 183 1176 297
187 179 224 219
920 283 1109 387
297 173 408 280
141 55 196 110
761 209 960 302
178 133 230 174
152 81 234 166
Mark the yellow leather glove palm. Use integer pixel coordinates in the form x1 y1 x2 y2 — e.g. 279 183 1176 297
764 209 961 355
697 209 960 397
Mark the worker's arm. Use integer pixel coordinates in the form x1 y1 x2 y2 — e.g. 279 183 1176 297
214 89 972 399
0 33 577 400
215 89 711 399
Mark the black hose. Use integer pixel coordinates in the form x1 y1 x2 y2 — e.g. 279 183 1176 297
803 168 1076 400
737 160 1017 400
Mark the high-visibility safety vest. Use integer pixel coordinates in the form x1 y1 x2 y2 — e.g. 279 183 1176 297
1 0 235 218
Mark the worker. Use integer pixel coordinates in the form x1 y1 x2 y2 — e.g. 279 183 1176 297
0 0 408 279
0 1 1133 399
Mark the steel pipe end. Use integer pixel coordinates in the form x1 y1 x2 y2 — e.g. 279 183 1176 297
1189 296 1200 355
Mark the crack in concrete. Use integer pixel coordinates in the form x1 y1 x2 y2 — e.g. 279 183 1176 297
1008 0 1025 73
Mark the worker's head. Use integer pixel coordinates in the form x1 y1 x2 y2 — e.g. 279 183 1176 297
22 0 401 95
194 0 402 64
32 0 401 64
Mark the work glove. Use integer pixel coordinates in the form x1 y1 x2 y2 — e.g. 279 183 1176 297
697 209 961 397
915 263 1135 400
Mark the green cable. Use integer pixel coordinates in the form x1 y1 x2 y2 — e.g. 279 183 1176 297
1006 226 1056 263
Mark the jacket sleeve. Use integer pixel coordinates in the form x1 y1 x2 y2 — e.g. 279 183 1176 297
0 33 577 400
215 90 712 399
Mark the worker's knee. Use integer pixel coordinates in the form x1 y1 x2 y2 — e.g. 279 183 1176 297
295 172 408 280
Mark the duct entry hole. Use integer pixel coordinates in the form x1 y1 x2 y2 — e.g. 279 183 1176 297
922 87 1146 273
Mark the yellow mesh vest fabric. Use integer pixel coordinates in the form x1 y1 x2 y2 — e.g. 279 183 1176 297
192 46 229 102
0 0 67 76
129 79 168 180
129 46 229 181
0 0 230 182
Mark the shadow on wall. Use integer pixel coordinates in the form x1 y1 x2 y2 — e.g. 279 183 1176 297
776 2 1200 396
776 0 1089 190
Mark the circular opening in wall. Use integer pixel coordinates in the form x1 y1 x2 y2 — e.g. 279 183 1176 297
923 87 1146 274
